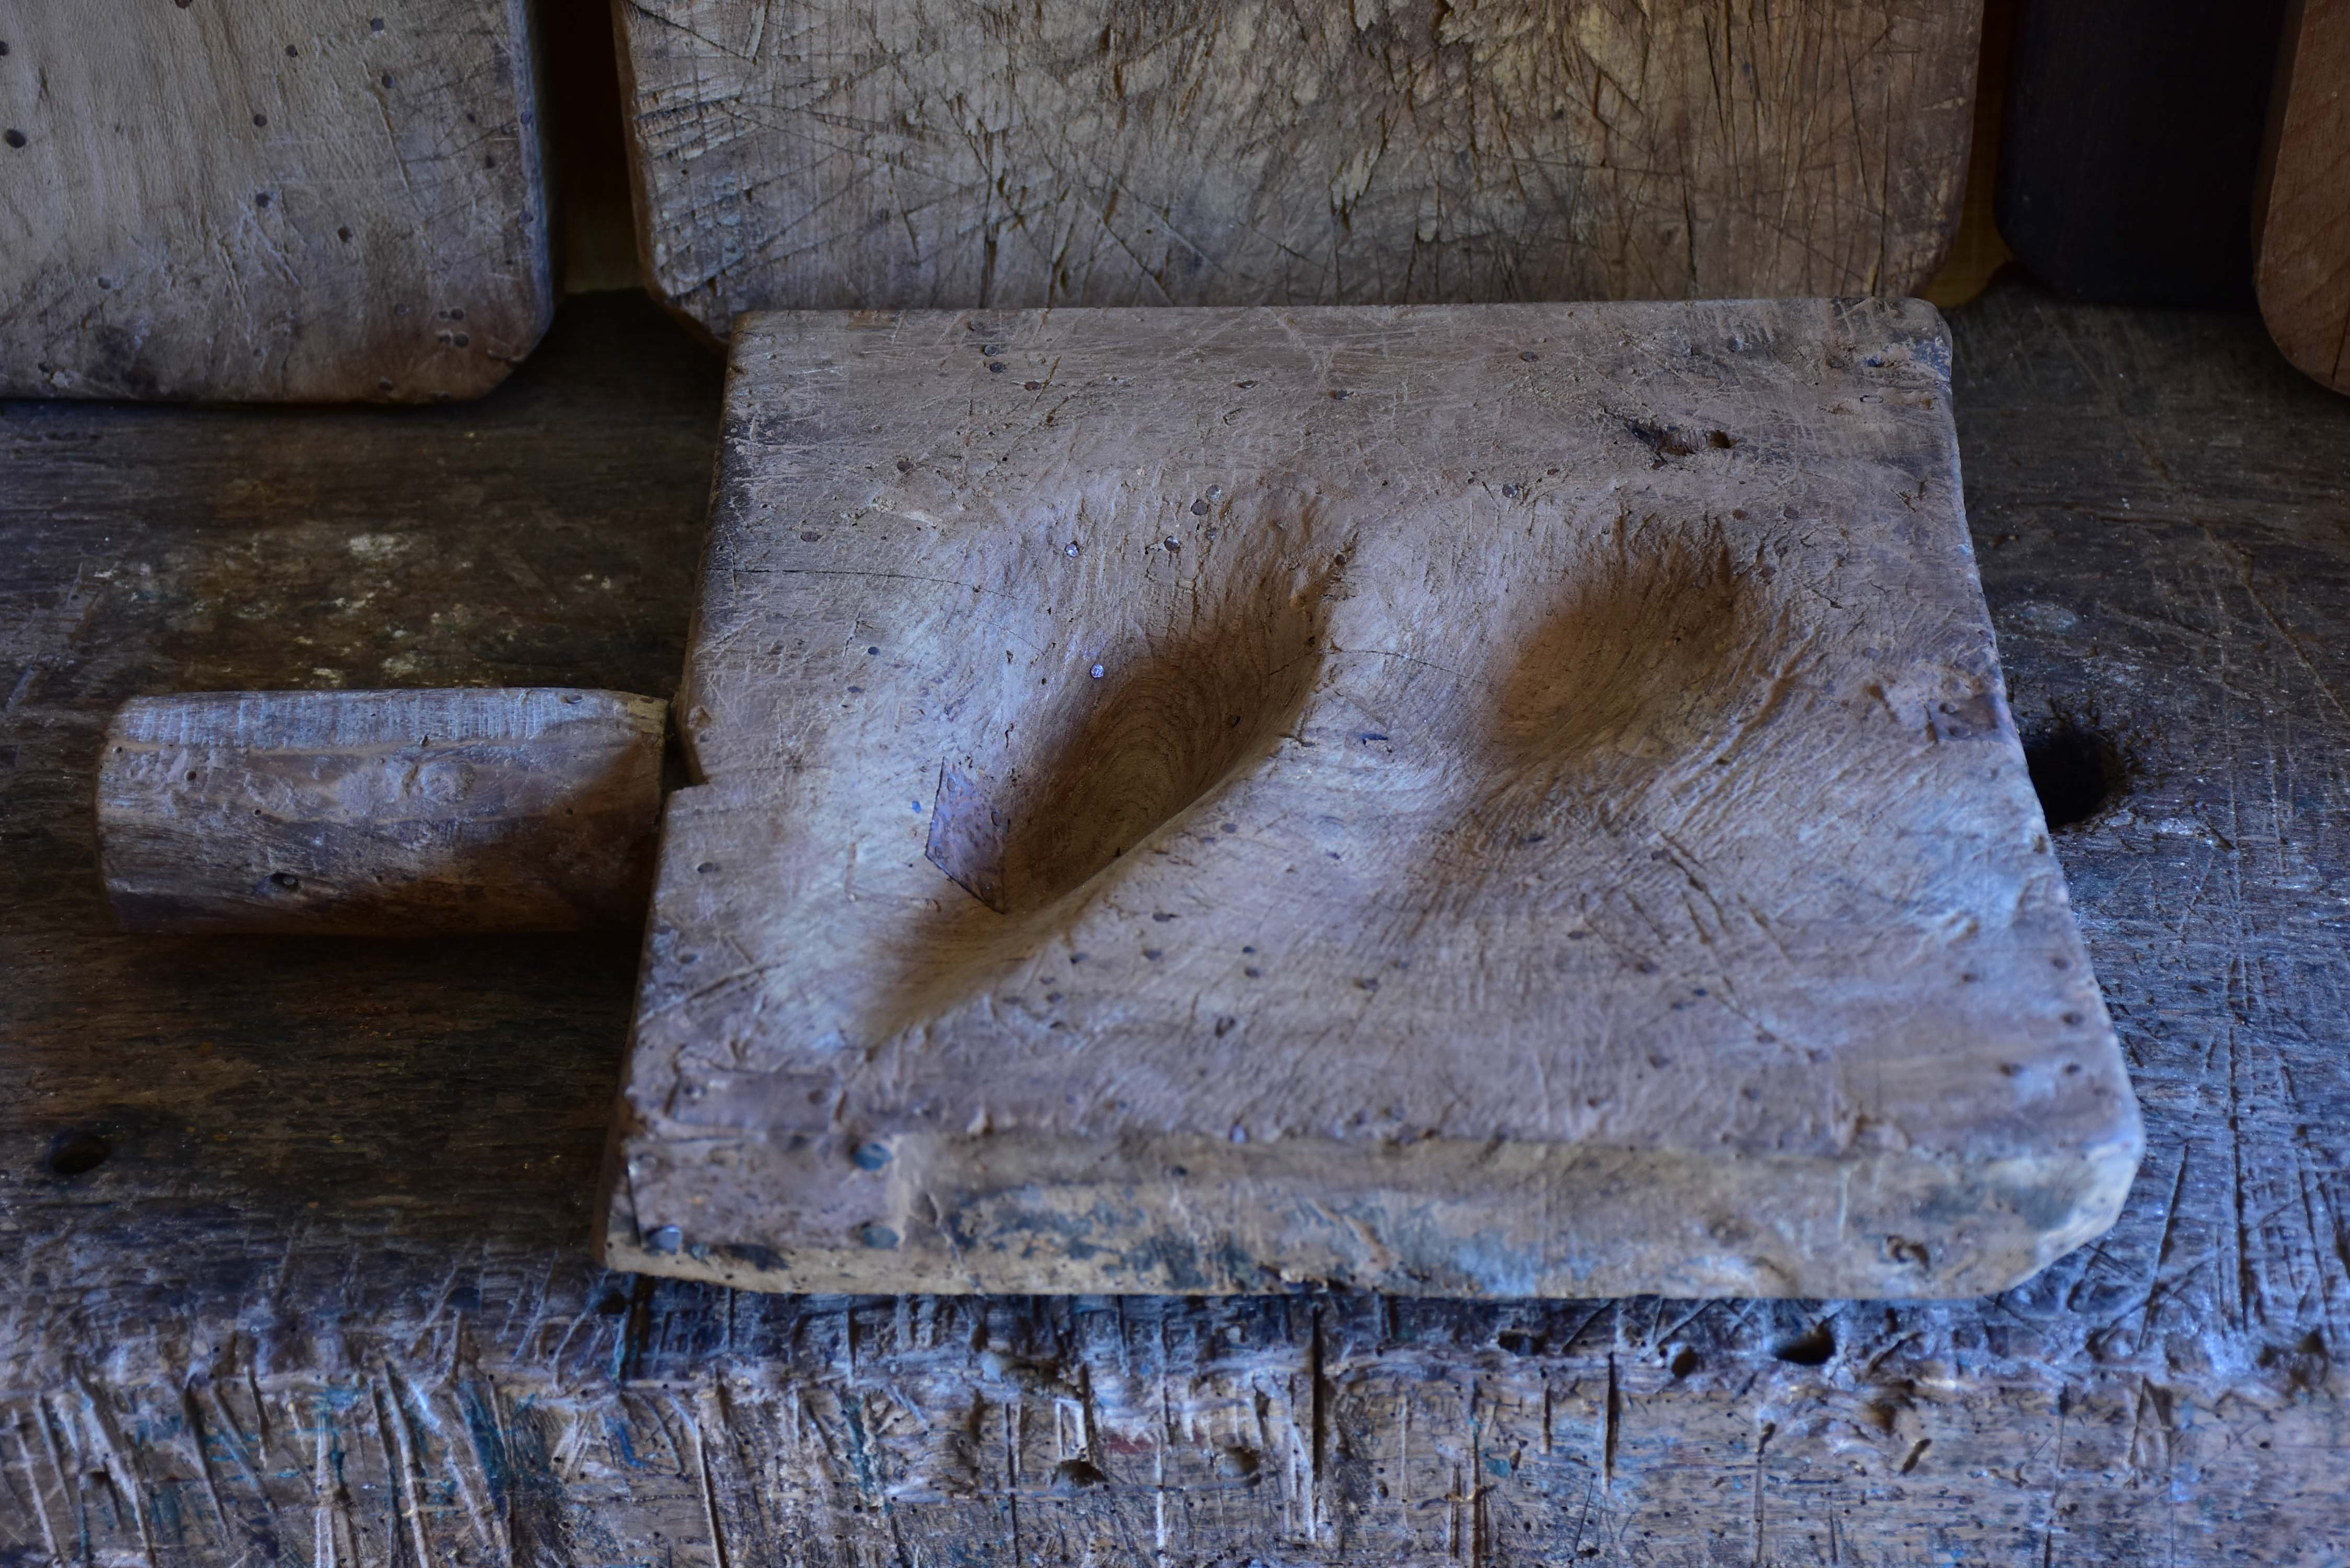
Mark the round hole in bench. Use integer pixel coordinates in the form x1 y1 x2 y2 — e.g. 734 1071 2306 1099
2022 721 2122 830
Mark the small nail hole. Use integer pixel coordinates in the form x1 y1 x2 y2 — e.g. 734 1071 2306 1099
1771 1322 1836 1365
48 1131 110 1177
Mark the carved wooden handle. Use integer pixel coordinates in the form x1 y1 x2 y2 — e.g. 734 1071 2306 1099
96 689 668 935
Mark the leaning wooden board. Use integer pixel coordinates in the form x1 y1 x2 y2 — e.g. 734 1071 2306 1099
600 297 2141 1298
2259 0 2350 393
615 0 1985 338
0 0 551 401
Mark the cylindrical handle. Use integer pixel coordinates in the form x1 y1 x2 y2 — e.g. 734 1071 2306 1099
97 688 668 935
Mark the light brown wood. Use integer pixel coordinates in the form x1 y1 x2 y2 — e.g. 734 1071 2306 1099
2258 0 2350 393
98 688 666 934
601 297 2142 1299
0 0 552 401
615 0 1984 340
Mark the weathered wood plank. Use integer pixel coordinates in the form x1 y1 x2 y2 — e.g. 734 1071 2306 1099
2257 0 2350 393
4 284 2348 1563
0 0 552 401
615 0 1984 340
607 298 2140 1301
98 688 667 935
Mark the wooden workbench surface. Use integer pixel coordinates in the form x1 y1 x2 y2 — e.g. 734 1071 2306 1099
6 283 2347 1564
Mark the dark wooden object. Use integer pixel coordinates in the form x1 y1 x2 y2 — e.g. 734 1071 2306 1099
1998 0 2293 305
2257 0 2350 393
615 0 1984 339
97 688 666 935
6 286 2349 1561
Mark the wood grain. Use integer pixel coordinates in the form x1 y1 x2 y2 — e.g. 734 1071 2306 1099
0 0 553 401
615 0 1984 340
2258 0 2350 393
98 688 667 935
604 298 2139 1300
6 284 2349 1563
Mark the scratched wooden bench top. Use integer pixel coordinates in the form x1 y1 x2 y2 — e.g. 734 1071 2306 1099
8 285 2348 1563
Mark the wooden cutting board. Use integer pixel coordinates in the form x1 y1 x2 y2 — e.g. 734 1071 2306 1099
0 0 551 401
2259 0 2350 393
615 0 1984 339
583 297 2141 1299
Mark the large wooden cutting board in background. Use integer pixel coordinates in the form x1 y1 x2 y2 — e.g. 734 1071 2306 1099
615 0 1985 338
2259 0 2350 394
0 0 551 401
